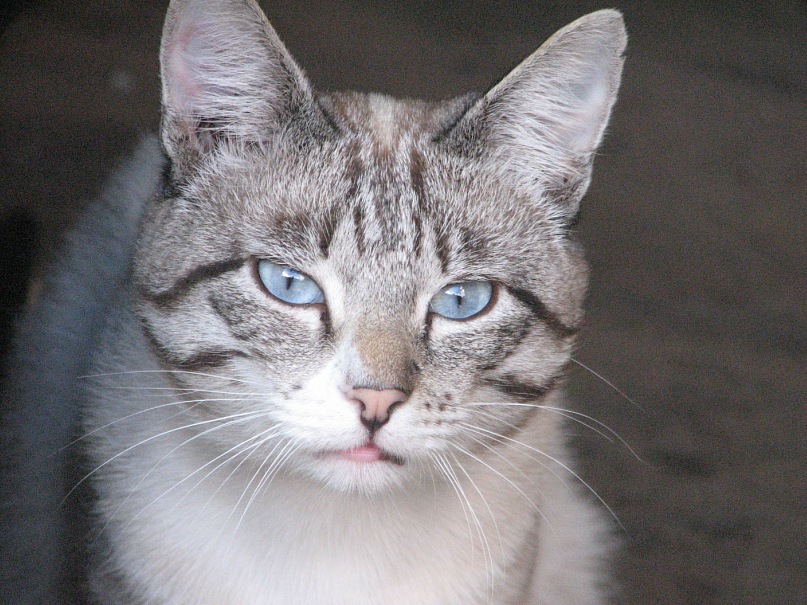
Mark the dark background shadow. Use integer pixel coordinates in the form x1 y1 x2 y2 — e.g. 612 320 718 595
0 1 804 603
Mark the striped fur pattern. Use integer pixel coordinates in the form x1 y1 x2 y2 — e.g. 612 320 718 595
1 1 626 603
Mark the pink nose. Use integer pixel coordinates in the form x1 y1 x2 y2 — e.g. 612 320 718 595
348 387 408 433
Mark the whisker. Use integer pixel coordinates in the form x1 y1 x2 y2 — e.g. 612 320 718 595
449 440 552 536
570 358 645 413
447 449 500 592
423 455 440 501
457 422 563 484
100 419 270 542
62 411 264 506
459 422 625 533
94 386 265 397
195 428 285 517
455 429 534 487
222 438 289 532
113 417 278 532
469 403 614 442
433 452 493 585
80 369 261 387
468 402 644 462
61 396 263 453
429 453 475 555
461 423 563 482
225 439 303 554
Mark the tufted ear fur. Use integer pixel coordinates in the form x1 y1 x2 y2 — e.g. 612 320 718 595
160 0 330 175
442 10 627 222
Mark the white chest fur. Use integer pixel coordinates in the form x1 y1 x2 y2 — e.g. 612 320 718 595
96 425 541 605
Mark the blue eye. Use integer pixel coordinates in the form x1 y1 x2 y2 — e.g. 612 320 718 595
429 282 494 320
257 260 324 305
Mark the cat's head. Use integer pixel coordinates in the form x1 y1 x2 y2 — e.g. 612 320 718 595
133 0 626 494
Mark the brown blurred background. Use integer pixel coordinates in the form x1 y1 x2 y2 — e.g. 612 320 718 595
0 1 804 603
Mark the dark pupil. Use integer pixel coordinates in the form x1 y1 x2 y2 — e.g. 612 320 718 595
455 292 464 307
285 275 295 291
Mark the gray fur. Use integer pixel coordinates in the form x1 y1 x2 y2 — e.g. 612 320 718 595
1 1 626 603
0 138 165 603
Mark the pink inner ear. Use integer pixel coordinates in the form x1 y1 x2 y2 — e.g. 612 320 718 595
165 23 207 116
562 76 610 154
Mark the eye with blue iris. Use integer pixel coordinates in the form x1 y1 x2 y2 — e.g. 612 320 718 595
257 260 324 305
429 281 494 320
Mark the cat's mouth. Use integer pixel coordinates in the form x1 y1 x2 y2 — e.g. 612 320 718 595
327 441 404 466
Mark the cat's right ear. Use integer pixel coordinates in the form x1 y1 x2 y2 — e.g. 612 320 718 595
440 10 626 224
160 0 328 175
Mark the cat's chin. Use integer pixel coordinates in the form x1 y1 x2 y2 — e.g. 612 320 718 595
298 445 409 495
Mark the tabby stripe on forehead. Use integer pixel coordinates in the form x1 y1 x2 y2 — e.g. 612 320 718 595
318 205 339 258
410 147 426 205
435 228 451 274
142 322 248 372
320 144 363 257
419 145 450 272
409 147 426 258
140 257 245 307
345 139 363 198
353 204 365 256
507 287 579 339
411 207 423 258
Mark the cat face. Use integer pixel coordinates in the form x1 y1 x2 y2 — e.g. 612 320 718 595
132 0 625 494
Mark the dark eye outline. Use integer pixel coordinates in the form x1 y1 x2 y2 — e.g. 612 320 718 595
253 258 325 307
427 281 498 322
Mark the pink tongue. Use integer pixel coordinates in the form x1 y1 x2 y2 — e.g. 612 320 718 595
341 443 383 462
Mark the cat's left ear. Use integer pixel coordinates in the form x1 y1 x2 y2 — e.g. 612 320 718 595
160 0 330 174
442 10 627 222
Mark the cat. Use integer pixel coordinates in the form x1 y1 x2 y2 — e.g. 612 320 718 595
0 0 626 603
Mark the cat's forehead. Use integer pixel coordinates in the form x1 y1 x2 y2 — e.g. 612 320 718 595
320 91 454 152
308 92 555 236
195 91 562 288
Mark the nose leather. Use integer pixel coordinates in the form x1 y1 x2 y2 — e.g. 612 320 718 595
348 387 407 433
